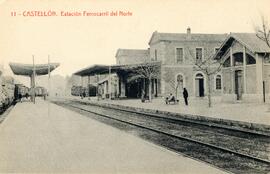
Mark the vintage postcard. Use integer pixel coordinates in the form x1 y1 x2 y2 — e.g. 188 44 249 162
0 0 270 173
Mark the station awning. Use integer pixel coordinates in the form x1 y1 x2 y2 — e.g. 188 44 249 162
73 61 161 76
9 62 60 76
73 64 118 76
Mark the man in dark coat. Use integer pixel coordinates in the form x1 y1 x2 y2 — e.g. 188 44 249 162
183 88 188 105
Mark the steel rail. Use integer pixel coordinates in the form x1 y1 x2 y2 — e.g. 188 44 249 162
64 102 270 165
73 99 270 137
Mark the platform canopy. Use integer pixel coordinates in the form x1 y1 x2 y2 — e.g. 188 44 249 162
9 62 60 76
73 61 161 76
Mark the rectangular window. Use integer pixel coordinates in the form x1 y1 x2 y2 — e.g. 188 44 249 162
196 48 203 62
154 49 157 61
176 48 184 63
216 75 222 90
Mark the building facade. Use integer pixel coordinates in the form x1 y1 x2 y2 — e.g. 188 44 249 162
148 28 227 99
115 49 150 65
215 33 270 103
74 28 270 103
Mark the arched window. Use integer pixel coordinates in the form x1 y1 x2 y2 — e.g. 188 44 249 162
195 73 204 79
233 53 243 66
264 54 270 63
216 75 222 90
246 54 256 65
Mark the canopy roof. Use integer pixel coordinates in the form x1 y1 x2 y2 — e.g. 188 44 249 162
9 62 60 76
73 61 161 76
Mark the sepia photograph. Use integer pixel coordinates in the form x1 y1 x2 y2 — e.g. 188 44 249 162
0 0 270 173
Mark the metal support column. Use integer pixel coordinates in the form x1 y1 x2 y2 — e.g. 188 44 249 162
243 46 247 94
109 65 111 100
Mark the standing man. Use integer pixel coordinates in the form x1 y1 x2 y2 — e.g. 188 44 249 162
183 88 188 106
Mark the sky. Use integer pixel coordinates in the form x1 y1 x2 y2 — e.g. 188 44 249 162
0 0 270 77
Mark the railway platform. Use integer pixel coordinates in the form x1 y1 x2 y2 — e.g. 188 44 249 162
0 98 227 173
68 96 270 126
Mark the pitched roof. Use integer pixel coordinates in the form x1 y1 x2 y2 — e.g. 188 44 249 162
214 33 270 59
115 49 149 58
149 31 227 45
230 33 270 53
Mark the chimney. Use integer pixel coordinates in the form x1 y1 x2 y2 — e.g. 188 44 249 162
187 27 191 39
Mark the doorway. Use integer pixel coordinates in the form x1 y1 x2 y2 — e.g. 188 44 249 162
235 70 243 100
126 80 142 98
195 73 204 97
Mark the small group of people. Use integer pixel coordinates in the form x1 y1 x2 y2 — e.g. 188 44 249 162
166 88 189 105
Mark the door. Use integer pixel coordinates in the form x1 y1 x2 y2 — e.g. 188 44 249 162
199 79 204 97
195 73 204 97
235 70 243 100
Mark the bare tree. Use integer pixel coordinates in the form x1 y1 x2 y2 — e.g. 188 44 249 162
255 16 270 48
126 61 161 102
255 16 270 106
187 47 224 107
163 69 181 98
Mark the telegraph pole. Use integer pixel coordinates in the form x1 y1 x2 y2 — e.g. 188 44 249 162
47 55 51 116
32 55 36 104
48 55 51 97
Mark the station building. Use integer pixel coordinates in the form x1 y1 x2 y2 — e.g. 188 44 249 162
74 28 270 103
74 28 227 100
149 29 227 99
214 33 270 103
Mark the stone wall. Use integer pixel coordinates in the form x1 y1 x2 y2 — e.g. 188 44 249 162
149 42 167 62
116 49 150 65
162 66 222 98
263 64 270 95
152 39 223 97
246 65 257 94
153 41 223 65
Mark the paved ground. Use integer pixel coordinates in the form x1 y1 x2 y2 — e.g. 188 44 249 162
73 96 270 126
0 99 227 173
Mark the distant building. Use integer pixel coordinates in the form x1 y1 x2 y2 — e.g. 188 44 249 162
115 49 150 65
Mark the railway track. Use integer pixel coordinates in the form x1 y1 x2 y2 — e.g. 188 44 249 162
53 99 270 174
0 104 15 123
